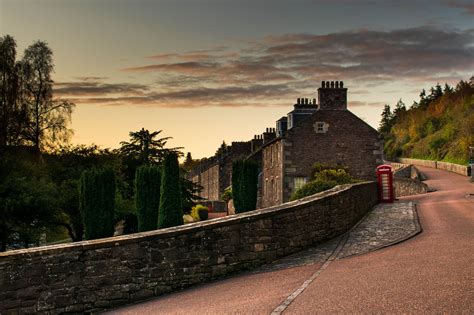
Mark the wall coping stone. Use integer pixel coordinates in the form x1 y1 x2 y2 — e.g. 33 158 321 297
0 182 373 259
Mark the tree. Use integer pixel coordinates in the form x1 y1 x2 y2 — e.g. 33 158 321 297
135 165 161 232
45 144 121 241
80 168 116 240
215 141 228 156
182 152 197 171
119 128 181 165
392 99 406 123
0 149 61 251
0 35 24 147
443 83 454 94
378 104 393 136
158 152 183 228
231 160 243 212
232 159 258 213
20 41 74 151
180 175 203 212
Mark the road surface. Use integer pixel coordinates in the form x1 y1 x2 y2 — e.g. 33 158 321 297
111 166 474 314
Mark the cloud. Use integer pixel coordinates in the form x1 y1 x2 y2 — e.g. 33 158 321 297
58 26 474 109
54 80 149 96
444 0 474 15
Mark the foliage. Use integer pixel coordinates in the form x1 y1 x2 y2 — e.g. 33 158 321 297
182 152 198 171
221 188 233 203
0 150 61 251
80 168 116 240
21 40 74 151
44 144 121 241
291 165 357 201
290 179 337 201
180 175 204 213
215 141 228 156
0 35 23 147
380 79 473 164
119 128 181 165
190 204 209 221
135 165 161 232
232 159 258 213
158 152 183 228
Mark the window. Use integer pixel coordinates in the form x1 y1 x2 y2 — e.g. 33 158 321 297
294 177 307 190
317 123 324 132
314 121 327 134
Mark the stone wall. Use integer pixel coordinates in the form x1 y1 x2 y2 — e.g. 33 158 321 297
436 161 471 176
0 182 377 314
397 158 470 177
394 177 429 197
392 163 428 197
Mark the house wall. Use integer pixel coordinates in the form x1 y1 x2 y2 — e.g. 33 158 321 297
281 110 383 202
198 164 220 201
261 140 284 208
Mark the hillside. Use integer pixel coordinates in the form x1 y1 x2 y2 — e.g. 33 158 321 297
380 79 474 165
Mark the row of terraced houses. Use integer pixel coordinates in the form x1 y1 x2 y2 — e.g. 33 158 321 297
188 81 384 209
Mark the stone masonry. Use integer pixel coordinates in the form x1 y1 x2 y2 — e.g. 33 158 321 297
0 182 377 314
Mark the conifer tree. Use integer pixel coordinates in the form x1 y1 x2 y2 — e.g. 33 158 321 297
158 152 183 228
135 165 161 232
378 104 393 136
231 160 243 212
80 168 116 240
232 159 258 213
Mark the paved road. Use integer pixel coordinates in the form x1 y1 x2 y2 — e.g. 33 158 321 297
111 167 473 314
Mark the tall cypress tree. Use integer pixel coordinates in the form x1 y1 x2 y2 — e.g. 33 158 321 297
232 160 243 212
80 168 116 240
135 165 161 232
158 152 183 228
232 159 258 213
242 160 258 212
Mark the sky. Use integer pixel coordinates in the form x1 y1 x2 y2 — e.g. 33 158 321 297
1 0 473 158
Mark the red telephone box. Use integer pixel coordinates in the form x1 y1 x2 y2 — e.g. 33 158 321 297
376 165 394 203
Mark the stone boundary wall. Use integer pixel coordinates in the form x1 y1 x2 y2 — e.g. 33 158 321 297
396 158 471 177
394 177 428 197
390 162 428 197
436 161 471 176
393 164 411 178
0 182 377 314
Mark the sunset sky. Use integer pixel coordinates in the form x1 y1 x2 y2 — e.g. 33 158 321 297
1 0 473 158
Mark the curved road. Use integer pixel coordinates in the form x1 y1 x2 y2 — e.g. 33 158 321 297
112 167 474 314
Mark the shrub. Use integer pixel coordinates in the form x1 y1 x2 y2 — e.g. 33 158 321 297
291 165 358 201
80 168 116 240
190 204 209 221
158 153 183 228
135 165 161 232
221 188 232 203
290 179 337 201
314 169 354 184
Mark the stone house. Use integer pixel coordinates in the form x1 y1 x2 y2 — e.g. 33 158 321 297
189 80 383 209
259 81 383 207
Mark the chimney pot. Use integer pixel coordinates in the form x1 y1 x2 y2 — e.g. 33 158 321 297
321 80 325 88
313 98 316 105
331 81 335 88
297 98 300 104
335 81 339 88
340 81 344 88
